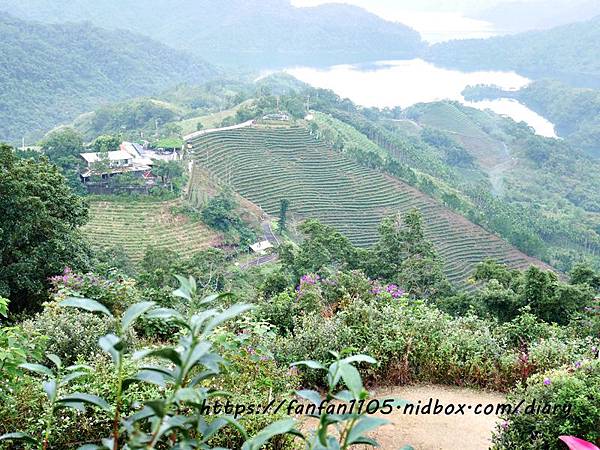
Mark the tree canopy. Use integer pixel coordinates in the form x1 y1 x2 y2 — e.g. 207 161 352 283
0 144 91 310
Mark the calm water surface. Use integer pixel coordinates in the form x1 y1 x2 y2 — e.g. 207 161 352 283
282 59 557 137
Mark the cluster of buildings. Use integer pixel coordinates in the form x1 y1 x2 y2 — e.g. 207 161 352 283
79 142 174 184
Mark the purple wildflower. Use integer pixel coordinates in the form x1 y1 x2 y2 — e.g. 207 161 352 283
575 361 582 369
543 378 551 386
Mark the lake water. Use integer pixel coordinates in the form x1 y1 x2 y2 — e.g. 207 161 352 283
283 59 557 137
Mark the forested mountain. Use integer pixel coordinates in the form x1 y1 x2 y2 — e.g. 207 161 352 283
464 80 600 157
0 0 424 67
0 13 217 143
426 16 600 88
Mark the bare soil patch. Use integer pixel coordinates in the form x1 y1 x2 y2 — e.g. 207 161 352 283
367 384 505 450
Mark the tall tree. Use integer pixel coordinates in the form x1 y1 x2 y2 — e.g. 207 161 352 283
0 144 91 311
278 198 290 231
367 210 450 298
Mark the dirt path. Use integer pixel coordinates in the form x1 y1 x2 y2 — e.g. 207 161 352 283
365 384 505 450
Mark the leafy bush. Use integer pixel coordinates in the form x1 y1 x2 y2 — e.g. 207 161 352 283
276 298 599 391
1 276 396 450
21 306 115 366
0 298 46 398
492 360 600 449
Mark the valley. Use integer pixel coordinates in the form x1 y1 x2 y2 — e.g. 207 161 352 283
1 2 600 449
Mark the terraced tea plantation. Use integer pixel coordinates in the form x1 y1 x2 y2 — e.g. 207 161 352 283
188 126 552 287
84 200 220 261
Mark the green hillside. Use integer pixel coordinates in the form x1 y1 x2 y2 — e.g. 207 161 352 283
464 80 600 158
187 125 552 287
0 13 216 143
0 0 424 67
83 200 221 261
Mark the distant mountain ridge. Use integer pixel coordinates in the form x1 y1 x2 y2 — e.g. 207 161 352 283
0 0 424 67
0 13 217 143
426 15 600 88
475 0 600 33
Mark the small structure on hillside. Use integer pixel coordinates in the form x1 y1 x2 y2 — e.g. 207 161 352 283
79 145 153 183
249 240 273 255
262 113 290 122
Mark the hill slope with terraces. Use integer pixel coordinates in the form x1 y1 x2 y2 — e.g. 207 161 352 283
83 200 221 261
187 125 553 287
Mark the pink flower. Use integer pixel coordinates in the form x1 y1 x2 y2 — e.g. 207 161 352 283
559 436 600 450
501 421 509 431
543 377 551 386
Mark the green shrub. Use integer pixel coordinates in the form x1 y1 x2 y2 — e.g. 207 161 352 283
492 360 600 449
0 355 160 449
275 298 600 391
256 291 298 335
21 306 115 365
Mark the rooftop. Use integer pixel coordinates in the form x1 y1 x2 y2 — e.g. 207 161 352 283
80 150 132 163
249 240 274 253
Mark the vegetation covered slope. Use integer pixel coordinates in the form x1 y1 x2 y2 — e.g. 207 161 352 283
426 16 600 88
187 125 552 287
463 80 600 157
0 0 424 67
83 200 221 261
0 13 217 143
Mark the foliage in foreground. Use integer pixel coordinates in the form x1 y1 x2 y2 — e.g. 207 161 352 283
493 360 600 449
0 276 395 449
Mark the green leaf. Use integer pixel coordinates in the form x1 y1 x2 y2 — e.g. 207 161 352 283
341 355 376 366
346 416 389 444
124 369 170 389
60 371 89 387
204 304 253 334
339 363 363 398
127 406 155 424
349 436 378 446
0 432 38 444
60 297 113 318
242 418 298 450
57 401 87 413
99 334 123 365
133 348 182 366
145 307 185 323
57 393 110 411
173 275 193 300
291 360 325 370
333 390 354 402
46 353 62 370
199 292 233 306
296 389 322 406
43 379 57 402
183 341 211 373
146 399 167 418
19 363 53 377
121 301 155 331
66 364 93 372
399 446 415 450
